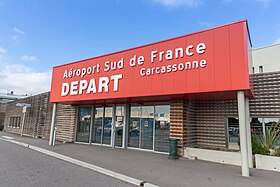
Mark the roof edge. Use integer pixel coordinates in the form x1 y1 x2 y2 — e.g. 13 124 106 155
53 20 249 69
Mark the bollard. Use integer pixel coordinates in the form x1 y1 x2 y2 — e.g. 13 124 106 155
52 127 57 146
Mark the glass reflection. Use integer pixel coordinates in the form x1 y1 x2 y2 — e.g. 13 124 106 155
140 106 154 150
128 106 141 148
102 107 113 145
76 107 92 143
115 106 124 147
92 107 103 144
155 105 170 152
228 117 239 144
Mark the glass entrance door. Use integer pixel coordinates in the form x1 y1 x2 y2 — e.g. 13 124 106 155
128 105 170 152
115 106 124 147
154 105 170 152
140 106 154 150
92 107 103 144
128 106 141 148
102 106 113 145
76 107 92 143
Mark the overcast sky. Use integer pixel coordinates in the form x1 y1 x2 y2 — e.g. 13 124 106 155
0 0 279 95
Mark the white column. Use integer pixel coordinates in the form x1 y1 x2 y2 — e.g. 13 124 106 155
237 91 250 177
20 108 26 137
49 103 57 146
122 104 129 149
245 97 253 168
262 118 266 138
89 106 94 144
111 104 116 148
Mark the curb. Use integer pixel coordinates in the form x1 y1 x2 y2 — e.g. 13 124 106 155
0 137 159 187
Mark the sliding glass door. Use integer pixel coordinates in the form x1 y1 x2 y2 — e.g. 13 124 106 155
76 107 92 143
92 107 103 144
128 106 141 148
140 106 154 150
128 105 169 152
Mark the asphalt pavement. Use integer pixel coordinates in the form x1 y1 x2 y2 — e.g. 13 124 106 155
1 131 280 187
0 138 134 187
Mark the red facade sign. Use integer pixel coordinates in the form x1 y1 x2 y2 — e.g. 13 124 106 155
50 20 252 103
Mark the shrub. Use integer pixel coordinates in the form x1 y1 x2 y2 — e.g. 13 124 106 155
252 134 269 155
259 125 280 150
276 149 280 157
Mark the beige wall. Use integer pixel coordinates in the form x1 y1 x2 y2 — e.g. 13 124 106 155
252 44 280 73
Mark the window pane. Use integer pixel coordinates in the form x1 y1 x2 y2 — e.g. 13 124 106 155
92 107 104 144
76 107 91 143
140 106 154 150
115 106 124 147
128 106 141 148
155 105 170 152
228 117 239 144
250 118 263 135
102 107 112 145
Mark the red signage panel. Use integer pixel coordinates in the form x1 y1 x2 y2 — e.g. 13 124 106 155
50 20 252 103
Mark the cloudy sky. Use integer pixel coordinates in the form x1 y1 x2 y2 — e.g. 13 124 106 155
0 0 279 95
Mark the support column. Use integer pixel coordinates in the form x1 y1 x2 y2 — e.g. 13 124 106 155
245 97 253 168
123 104 129 149
20 107 27 137
49 103 57 146
111 104 116 148
89 106 94 144
262 118 266 138
237 91 249 177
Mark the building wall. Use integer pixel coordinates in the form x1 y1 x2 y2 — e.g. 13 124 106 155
3 71 280 151
172 71 280 150
4 92 76 142
56 104 76 142
0 103 7 129
250 71 280 117
252 44 280 73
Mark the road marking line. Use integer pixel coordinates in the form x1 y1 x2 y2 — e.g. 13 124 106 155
1 136 15 140
0 138 159 187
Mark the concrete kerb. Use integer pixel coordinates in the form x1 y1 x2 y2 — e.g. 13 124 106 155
0 137 158 187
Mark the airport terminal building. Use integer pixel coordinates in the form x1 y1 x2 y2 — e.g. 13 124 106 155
4 20 280 165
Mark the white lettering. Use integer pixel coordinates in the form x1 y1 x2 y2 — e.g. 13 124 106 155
79 80 88 94
196 42 206 54
63 70 68 79
186 45 194 56
151 50 158 63
86 79 97 94
61 83 69 96
104 61 110 71
98 77 109 93
129 55 137 67
138 56 144 65
111 74 123 91
70 81 78 95
200 59 207 67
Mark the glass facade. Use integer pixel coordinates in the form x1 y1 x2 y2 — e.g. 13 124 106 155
115 106 124 147
155 105 170 152
140 106 154 150
128 105 170 152
228 117 280 148
128 106 141 148
76 107 92 143
76 104 170 153
102 107 113 145
92 107 103 144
